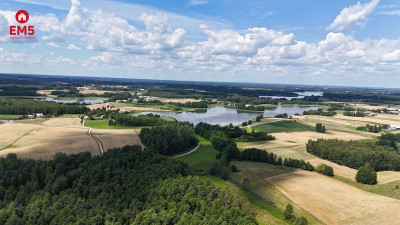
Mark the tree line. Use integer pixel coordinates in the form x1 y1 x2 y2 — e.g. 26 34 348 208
306 138 400 171
303 109 336 116
0 99 88 116
356 124 389 133
0 146 257 224
109 113 167 126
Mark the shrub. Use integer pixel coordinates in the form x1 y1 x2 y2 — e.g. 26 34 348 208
356 162 377 185
230 165 239 172
315 123 326 133
242 121 248 126
315 164 334 176
284 204 294 220
295 217 308 225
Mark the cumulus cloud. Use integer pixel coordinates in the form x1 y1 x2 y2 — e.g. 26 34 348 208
47 42 59 48
189 0 208 6
326 0 380 31
67 44 81 50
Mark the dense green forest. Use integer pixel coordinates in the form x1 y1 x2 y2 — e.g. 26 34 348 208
0 99 88 116
139 122 199 155
0 146 257 224
306 139 400 171
303 109 336 116
110 113 167 126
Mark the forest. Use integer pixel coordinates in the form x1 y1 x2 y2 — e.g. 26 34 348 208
109 113 167 126
0 146 257 224
0 99 88 116
306 139 400 171
303 109 336 116
139 122 199 155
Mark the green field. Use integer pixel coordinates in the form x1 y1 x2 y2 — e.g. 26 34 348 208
0 114 21 120
253 120 314 133
84 119 150 129
177 136 219 171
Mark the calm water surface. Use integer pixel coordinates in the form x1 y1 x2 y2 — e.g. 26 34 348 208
34 98 103 104
134 105 319 125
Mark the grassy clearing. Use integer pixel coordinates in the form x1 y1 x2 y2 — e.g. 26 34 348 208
199 176 288 225
253 120 314 133
0 114 21 120
84 120 150 129
177 136 219 171
333 175 400 200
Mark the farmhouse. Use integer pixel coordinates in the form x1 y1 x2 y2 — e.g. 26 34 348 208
35 113 44 118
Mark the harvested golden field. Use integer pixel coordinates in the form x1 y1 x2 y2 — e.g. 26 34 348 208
0 122 143 160
162 98 201 103
78 86 113 95
0 123 98 160
42 117 82 127
0 123 36 150
36 89 57 96
87 103 110 110
266 170 400 225
91 129 143 151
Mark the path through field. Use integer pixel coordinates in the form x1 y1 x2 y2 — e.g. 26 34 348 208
88 128 104 155
266 171 400 225
172 143 201 158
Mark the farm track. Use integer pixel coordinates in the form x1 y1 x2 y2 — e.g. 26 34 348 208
172 143 201 158
88 128 104 155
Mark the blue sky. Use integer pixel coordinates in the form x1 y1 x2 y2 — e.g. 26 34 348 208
0 0 400 87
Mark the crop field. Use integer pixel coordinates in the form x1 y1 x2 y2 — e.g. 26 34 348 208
0 121 144 160
91 128 143 151
161 98 202 103
0 123 98 159
78 86 113 95
177 136 219 170
43 117 82 127
252 120 314 133
266 170 400 225
229 161 322 224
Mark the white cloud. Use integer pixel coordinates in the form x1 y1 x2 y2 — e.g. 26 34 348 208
47 42 59 48
326 0 380 31
67 44 81 50
189 0 208 6
380 10 400 16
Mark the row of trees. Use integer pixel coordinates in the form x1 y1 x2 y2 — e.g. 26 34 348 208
343 111 365 117
170 101 208 108
139 122 199 155
306 139 400 171
0 146 257 224
109 113 167 126
303 109 336 116
0 99 88 116
356 124 389 133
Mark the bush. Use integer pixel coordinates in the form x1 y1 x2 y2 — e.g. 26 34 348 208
284 204 294 220
242 121 248 126
230 165 239 172
315 123 326 133
356 163 377 184
315 164 334 176
248 120 253 125
295 217 308 225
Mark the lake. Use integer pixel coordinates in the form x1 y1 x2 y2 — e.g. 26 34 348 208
34 98 103 104
259 91 323 100
134 105 319 125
